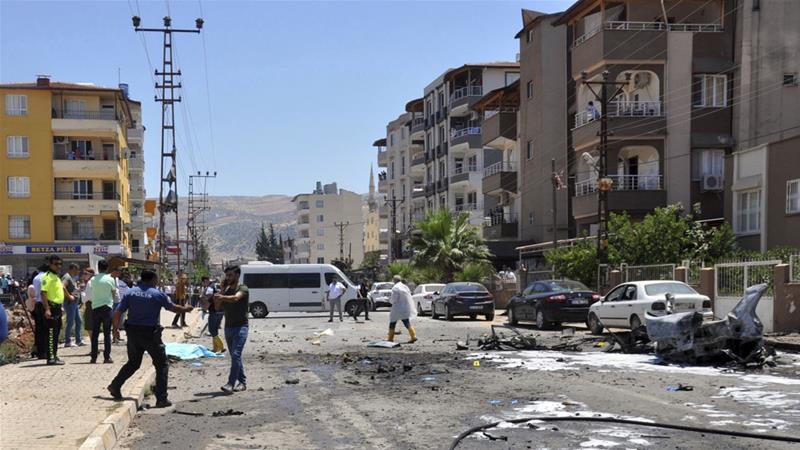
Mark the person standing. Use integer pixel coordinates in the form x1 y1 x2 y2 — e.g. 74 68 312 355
62 263 84 347
171 272 188 328
353 279 371 322
89 260 117 364
203 276 225 353
40 255 69 365
214 265 249 394
29 266 47 359
386 275 417 344
108 269 193 408
326 276 346 323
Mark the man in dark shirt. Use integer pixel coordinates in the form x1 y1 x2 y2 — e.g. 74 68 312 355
107 269 193 408
213 265 249 394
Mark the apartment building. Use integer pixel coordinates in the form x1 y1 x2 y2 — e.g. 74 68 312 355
291 182 365 267
725 0 800 251
123 89 152 260
557 0 735 235
0 76 134 276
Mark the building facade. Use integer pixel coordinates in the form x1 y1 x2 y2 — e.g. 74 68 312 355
363 165 388 260
291 182 365 267
124 93 152 261
0 77 134 276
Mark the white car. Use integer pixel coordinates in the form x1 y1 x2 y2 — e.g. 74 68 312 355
412 283 446 316
368 282 395 309
587 280 712 335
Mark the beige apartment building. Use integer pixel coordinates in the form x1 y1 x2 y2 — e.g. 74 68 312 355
291 182 365 267
123 89 152 260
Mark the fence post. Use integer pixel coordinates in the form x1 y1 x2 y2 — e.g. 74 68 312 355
608 270 622 293
674 267 687 283
772 264 800 332
698 267 716 311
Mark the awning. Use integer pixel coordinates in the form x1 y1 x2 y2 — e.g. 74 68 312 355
107 256 163 269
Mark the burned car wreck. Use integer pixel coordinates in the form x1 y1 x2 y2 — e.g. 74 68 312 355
645 283 768 364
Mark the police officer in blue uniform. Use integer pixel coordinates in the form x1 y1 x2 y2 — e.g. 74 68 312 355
107 269 193 408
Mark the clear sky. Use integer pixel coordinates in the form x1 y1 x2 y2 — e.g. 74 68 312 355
1 0 573 197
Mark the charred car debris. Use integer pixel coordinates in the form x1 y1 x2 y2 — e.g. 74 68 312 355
473 284 774 367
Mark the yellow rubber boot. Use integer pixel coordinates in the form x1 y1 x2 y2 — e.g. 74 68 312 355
212 336 225 353
387 328 396 342
407 327 418 344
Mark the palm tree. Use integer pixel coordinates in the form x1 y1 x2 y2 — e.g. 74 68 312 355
409 210 492 282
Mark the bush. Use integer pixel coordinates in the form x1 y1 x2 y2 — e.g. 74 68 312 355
454 262 495 283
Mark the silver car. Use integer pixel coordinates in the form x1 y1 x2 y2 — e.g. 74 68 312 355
588 281 713 334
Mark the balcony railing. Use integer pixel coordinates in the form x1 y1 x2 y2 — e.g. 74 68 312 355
452 165 479 176
450 126 481 140
55 226 120 241
454 202 481 212
484 212 518 227
574 101 663 129
53 109 118 120
450 86 483 104
574 21 723 48
575 174 663 196
483 161 516 177
54 191 121 200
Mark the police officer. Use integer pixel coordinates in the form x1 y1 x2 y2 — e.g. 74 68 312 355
107 269 192 408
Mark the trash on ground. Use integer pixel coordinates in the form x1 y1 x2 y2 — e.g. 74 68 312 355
477 325 537 351
647 284 769 365
212 409 244 417
456 341 469 350
315 328 335 337
481 432 508 441
489 400 503 406
173 410 204 416
421 376 436 382
666 384 694 392
562 327 575 336
164 343 223 360
191 362 203 367
367 340 400 348
343 379 360 385
285 378 300 385
310 339 321 346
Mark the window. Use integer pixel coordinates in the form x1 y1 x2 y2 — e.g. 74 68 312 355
390 133 395 146
316 228 325 237
526 80 533 99
5 94 27 116
316 243 325 251
526 140 533 160
691 149 724 180
315 200 324 208
735 190 761 233
693 74 727 107
131 239 140 253
400 152 405 175
526 29 533 43
317 257 325 264
528 212 534 225
243 273 289 289
8 215 30 239
316 214 324 223
391 161 395 179
787 179 800 214
289 273 320 289
6 136 28 158
72 180 93 199
7 176 30 198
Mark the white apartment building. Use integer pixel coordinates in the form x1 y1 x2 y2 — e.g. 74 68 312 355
291 182 365 267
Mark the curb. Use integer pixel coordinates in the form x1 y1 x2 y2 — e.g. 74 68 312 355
766 339 800 353
78 312 205 450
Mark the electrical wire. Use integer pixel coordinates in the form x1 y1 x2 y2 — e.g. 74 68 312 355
449 415 800 449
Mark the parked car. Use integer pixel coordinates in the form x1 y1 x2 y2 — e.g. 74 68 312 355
507 279 600 329
431 282 494 321
368 282 395 310
412 283 446 315
587 280 713 335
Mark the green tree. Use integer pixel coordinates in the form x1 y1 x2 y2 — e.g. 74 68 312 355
454 262 495 282
256 223 284 264
255 223 270 261
331 257 354 277
408 210 492 282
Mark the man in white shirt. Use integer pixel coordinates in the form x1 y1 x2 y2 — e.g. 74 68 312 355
326 276 346 323
30 266 48 359
111 267 129 343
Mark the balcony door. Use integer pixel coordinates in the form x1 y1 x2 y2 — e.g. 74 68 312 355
72 217 93 239
102 220 118 240
65 99 86 119
72 180 93 200
102 181 116 200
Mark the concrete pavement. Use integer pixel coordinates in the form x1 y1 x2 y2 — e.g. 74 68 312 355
0 308 204 450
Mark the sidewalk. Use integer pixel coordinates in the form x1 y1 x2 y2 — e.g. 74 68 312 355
0 309 204 450
766 333 800 352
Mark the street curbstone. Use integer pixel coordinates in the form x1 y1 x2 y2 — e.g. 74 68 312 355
77 311 205 449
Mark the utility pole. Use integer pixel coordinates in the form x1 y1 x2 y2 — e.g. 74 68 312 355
385 194 405 262
333 221 350 261
187 171 216 275
551 158 558 250
132 15 203 274
580 70 630 265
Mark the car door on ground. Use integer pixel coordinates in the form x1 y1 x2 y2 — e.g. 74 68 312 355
289 272 324 311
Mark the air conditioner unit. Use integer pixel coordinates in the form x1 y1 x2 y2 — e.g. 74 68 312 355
702 174 724 191
54 136 67 144
56 216 71 222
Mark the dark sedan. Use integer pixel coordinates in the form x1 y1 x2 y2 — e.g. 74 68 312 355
507 279 600 329
431 282 495 321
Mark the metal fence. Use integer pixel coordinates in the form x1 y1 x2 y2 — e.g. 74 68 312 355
714 259 781 300
682 259 706 286
621 263 675 283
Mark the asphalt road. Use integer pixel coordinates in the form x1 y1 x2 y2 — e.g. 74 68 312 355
118 310 800 449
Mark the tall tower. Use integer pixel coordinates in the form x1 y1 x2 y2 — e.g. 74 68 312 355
368 163 377 211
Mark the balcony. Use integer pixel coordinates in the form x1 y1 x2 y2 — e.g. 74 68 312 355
450 165 479 185
449 86 483 114
482 162 518 195
454 202 481 213
450 126 482 149
53 191 123 216
572 101 665 145
379 230 389 245
379 205 389 219
298 201 310 210
410 116 425 136
128 157 144 172
54 223 121 242
481 111 516 149
573 175 666 220
436 142 448 158
52 109 125 138
297 220 310 230
411 152 426 168
436 178 449 192
483 212 518 240
377 149 388 167
127 128 143 144
52 157 121 179
129 188 145 200
411 185 426 199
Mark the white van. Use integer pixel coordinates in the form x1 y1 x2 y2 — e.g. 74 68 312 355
239 263 359 318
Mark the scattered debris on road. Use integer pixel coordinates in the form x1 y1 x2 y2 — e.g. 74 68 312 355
285 378 300 385
212 409 244 417
367 340 400 348
477 325 537 351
